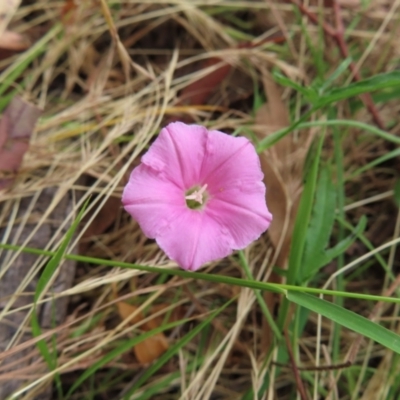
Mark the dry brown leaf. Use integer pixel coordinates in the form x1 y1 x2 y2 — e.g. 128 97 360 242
80 196 121 252
134 333 169 365
116 301 143 325
178 37 285 109
116 301 169 365
0 97 42 190
0 30 30 51
255 70 312 352
255 70 311 268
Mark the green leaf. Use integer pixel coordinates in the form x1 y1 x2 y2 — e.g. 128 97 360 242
287 133 325 285
272 70 316 99
287 291 400 355
31 199 89 394
277 134 324 328
318 70 400 107
317 216 367 271
3 241 400 305
0 24 62 110
319 57 353 93
301 166 336 282
33 200 88 303
347 147 400 180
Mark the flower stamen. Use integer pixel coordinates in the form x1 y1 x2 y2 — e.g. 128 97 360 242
185 184 208 209
185 184 208 204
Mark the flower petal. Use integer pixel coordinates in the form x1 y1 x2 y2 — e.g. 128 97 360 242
141 122 209 189
122 164 185 238
206 182 272 249
156 209 233 271
199 131 264 195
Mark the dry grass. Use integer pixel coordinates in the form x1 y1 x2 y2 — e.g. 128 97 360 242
0 1 400 399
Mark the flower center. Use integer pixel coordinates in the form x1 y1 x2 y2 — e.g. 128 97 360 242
185 184 208 210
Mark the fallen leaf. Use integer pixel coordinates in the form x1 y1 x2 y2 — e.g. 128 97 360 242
179 58 232 106
178 37 285 107
80 196 121 252
134 333 169 365
115 300 171 365
0 96 42 190
255 69 312 352
255 69 311 268
0 30 30 51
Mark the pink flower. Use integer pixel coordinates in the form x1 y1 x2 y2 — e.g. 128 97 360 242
122 122 272 271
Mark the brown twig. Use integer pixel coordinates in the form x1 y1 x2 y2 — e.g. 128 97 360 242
289 0 336 36
332 0 384 129
288 0 385 129
284 330 309 400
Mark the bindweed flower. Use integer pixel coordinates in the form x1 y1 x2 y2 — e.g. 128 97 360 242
122 122 272 271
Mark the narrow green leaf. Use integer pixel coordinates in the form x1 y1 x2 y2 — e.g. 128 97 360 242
319 57 353 93
319 70 400 107
301 216 366 282
288 133 325 285
277 134 324 328
0 24 62 104
3 242 400 304
301 166 336 281
320 216 367 266
238 251 281 340
272 71 316 98
31 199 89 393
33 201 88 303
348 147 400 180
256 119 400 154
287 291 400 355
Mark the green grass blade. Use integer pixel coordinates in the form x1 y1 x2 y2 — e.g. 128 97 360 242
319 57 353 93
238 251 282 340
301 165 336 282
287 133 325 285
31 199 89 395
272 71 316 98
320 216 367 267
347 147 400 180
287 291 400 355
0 24 62 108
66 317 192 397
256 119 400 153
122 298 236 398
3 242 400 304
319 70 400 107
